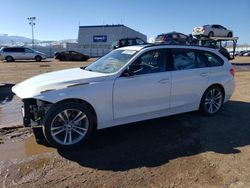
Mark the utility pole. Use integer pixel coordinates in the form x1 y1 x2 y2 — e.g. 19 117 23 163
27 17 36 49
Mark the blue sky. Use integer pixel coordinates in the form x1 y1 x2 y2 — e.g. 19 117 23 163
0 0 249 44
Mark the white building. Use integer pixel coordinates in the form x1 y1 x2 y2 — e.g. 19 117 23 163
76 24 147 57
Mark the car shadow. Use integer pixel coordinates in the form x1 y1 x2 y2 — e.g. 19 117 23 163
57 100 250 171
0 83 15 105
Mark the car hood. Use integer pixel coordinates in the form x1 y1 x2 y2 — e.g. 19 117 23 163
12 68 108 99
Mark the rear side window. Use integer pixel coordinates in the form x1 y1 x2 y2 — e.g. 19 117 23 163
203 52 224 67
71 51 79 55
127 39 134 45
17 48 25 52
172 49 196 70
172 49 224 70
3 48 12 52
5 48 24 52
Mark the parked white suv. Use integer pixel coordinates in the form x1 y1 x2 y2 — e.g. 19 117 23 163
192 24 233 38
12 44 235 148
0 47 46 62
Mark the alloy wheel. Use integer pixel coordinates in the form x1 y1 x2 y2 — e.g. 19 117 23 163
50 109 89 146
204 88 223 114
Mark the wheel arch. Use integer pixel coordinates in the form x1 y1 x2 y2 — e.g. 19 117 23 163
200 83 225 105
35 55 42 61
5 55 14 61
199 83 225 115
35 55 42 58
52 98 98 126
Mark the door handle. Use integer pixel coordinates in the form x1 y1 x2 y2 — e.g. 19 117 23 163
158 78 170 84
200 72 208 77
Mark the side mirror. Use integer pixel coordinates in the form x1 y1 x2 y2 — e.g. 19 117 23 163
122 67 134 77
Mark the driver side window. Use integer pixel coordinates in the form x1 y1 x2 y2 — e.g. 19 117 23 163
130 50 167 75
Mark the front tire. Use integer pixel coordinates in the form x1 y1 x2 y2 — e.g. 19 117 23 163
43 102 95 148
200 86 224 115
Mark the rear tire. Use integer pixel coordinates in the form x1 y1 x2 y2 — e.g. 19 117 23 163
60 56 66 61
43 102 95 148
227 32 233 37
200 86 224 116
208 31 214 37
35 55 42 62
5 56 14 62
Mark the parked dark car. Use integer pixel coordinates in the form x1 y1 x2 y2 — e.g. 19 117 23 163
111 37 146 49
55 51 89 61
155 32 193 44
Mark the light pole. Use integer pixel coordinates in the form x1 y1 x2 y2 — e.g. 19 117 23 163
27 17 36 49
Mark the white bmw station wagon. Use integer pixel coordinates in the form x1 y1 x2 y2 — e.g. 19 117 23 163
12 44 235 148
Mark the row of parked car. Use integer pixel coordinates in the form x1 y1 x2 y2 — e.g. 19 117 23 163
112 24 236 60
0 46 90 62
233 50 250 56
0 24 242 62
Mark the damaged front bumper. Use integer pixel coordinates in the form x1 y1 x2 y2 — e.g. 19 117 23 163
22 99 52 127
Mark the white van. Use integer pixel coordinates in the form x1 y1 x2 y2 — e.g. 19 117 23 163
0 47 46 62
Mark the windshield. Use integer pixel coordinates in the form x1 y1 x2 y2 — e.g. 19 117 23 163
85 49 137 73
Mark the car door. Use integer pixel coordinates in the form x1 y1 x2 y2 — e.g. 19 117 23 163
170 48 209 111
218 25 227 37
24 48 35 59
113 49 171 119
211 25 220 36
13 48 26 60
70 51 79 61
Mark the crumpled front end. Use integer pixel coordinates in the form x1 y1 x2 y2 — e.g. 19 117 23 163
21 98 52 127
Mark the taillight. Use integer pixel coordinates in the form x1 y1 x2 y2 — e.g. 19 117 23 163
230 68 235 77
118 40 122 47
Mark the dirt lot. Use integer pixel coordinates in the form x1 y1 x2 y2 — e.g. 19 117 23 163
0 57 250 188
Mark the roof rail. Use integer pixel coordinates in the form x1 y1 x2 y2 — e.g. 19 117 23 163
141 43 219 50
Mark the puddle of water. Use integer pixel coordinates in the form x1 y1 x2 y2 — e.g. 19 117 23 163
24 136 55 157
0 97 23 128
0 141 26 160
0 136 55 160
